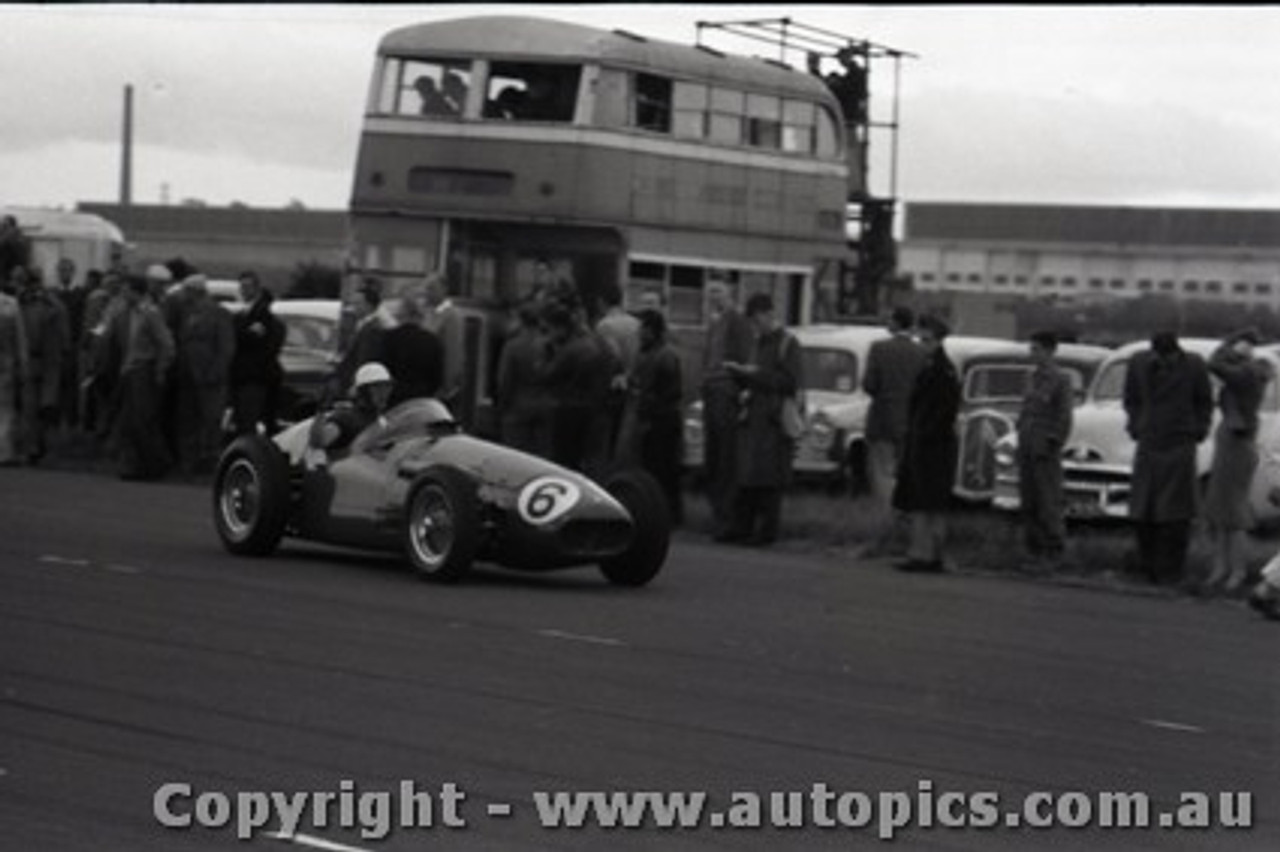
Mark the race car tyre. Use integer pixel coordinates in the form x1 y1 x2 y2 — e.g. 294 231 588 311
213 435 290 556
405 466 479 583
599 469 670 587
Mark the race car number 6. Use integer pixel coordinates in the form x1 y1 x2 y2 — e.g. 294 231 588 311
518 477 581 525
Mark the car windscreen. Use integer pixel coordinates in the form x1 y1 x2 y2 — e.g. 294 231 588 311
801 347 858 394
1089 359 1128 402
966 361 1091 403
281 315 337 353
964 363 1033 403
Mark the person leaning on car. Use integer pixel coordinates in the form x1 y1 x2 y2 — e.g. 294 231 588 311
1123 330 1213 586
1016 330 1074 571
309 361 394 454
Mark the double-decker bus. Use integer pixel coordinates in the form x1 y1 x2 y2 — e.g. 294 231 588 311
348 15 853 431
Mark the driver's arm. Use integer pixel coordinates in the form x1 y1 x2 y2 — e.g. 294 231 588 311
309 407 357 450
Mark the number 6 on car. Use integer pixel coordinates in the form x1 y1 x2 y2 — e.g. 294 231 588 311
518 477 581 525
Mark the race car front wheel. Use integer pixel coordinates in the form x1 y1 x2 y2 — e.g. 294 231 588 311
599 469 670 587
213 435 289 556
405 466 479 583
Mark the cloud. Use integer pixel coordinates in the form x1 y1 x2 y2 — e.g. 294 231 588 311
896 86 1280 207
0 9 374 171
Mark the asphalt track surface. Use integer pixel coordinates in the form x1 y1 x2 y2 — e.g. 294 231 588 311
1 468 1276 851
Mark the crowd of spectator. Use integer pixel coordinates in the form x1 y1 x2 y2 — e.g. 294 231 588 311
0 256 285 481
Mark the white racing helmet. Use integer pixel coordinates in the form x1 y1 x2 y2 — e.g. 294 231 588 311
353 362 392 391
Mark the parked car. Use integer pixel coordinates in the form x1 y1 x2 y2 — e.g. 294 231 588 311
682 324 889 489
270 299 342 422
991 338 1280 528
213 399 670 586
953 341 1110 502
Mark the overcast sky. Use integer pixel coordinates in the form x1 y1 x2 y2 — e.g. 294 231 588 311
3 4 1280 212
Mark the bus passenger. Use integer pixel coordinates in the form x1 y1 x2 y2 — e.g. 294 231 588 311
442 71 468 115
414 76 454 116
485 85 525 119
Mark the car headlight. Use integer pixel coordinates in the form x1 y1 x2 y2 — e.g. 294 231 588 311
993 438 1016 470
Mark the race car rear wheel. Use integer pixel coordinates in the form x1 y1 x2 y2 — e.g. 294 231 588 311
213 435 289 556
405 467 479 583
599 469 670 587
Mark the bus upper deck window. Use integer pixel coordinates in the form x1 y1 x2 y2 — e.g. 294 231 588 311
392 58 470 117
672 81 708 139
485 62 581 122
635 73 672 133
782 100 816 154
815 106 840 158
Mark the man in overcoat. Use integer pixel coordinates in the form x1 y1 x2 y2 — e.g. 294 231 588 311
892 315 961 572
1123 331 1212 585
720 293 803 547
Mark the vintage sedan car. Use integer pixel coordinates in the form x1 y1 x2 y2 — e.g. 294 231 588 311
682 324 889 489
213 398 670 586
270 299 342 421
953 341 1110 502
991 338 1280 527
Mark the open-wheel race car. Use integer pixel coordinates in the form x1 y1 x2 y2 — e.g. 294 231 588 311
212 399 670 586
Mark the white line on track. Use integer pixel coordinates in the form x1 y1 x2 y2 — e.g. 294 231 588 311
1141 718 1206 734
268 831 374 852
537 628 625 647
102 563 141 575
38 555 90 567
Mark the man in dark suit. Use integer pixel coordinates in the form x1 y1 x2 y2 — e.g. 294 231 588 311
1124 331 1213 585
229 270 285 435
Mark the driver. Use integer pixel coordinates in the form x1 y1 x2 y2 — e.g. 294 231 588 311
310 362 394 453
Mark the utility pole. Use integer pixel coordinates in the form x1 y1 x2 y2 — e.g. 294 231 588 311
120 84 134 208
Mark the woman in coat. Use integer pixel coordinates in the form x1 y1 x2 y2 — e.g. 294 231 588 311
1202 329 1273 594
893 315 961 572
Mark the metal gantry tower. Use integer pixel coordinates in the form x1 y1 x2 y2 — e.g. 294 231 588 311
695 17 916 317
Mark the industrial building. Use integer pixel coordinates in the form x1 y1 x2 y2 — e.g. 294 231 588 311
900 202 1280 310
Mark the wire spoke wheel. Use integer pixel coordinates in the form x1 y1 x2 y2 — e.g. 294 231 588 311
219 459 261 540
409 485 456 568
403 467 478 583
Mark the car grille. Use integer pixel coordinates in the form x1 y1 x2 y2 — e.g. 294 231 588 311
558 519 631 556
958 412 1013 495
1063 466 1131 486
